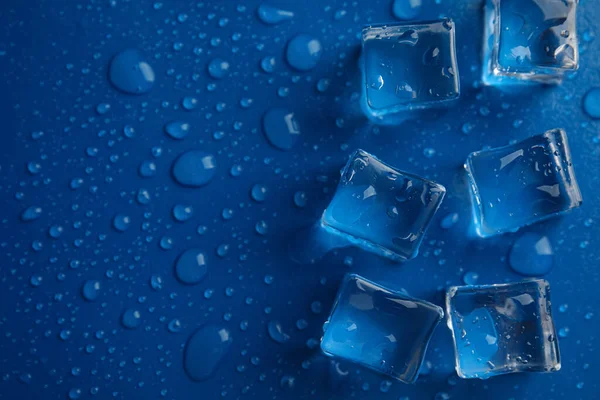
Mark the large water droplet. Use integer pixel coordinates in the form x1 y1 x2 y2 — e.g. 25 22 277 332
172 151 217 187
175 249 208 285
262 108 300 150
184 326 232 381
268 320 290 343
583 88 600 119
164 121 191 140
21 206 42 222
109 49 155 95
392 0 422 20
112 214 131 232
82 280 101 301
257 4 294 25
286 34 322 71
207 58 230 79
121 308 142 329
509 233 553 276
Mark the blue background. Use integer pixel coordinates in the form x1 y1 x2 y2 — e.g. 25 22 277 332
0 0 598 399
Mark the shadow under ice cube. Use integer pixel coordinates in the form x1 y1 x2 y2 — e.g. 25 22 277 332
446 279 561 379
321 274 444 383
483 0 579 85
361 19 460 124
322 149 446 261
465 128 582 238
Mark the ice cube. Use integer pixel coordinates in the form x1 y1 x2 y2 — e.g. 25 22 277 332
322 149 446 261
465 128 582 238
483 0 578 85
361 19 460 124
321 274 444 383
446 279 561 379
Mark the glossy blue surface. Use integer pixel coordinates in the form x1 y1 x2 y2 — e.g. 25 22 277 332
322 149 446 260
466 128 582 237
1 0 599 399
362 19 460 122
483 0 579 85
446 280 560 379
321 274 444 383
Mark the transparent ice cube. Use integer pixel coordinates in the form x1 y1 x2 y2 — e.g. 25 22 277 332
483 0 579 85
322 149 446 261
446 279 561 379
361 19 460 124
321 274 444 383
465 128 582 238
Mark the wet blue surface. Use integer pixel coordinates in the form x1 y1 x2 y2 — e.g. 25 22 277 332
0 0 599 399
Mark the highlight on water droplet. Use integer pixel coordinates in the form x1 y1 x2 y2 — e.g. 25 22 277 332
184 325 232 381
262 108 301 150
108 49 155 95
286 34 322 71
172 150 217 187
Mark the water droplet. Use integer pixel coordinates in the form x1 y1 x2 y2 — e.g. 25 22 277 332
251 184 268 202
392 0 422 20
255 220 269 235
172 151 217 187
175 249 208 285
267 321 290 343
316 78 330 92
207 58 230 79
558 326 570 338
294 191 307 208
172 204 194 222
96 103 111 115
583 88 600 119
121 309 142 329
184 326 232 381
286 34 322 71
109 49 155 94
168 319 182 333
139 160 157 178
82 280 101 301
49 225 63 238
257 4 294 25
260 56 276 73
137 189 151 205
463 271 479 285
112 214 131 232
150 275 163 291
509 233 553 276
440 213 459 229
280 375 296 390
181 96 198 110
262 108 300 150
164 121 191 139
21 206 42 222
